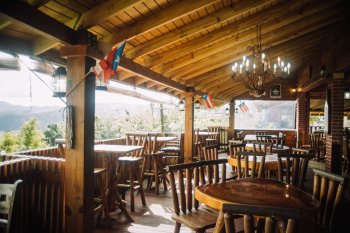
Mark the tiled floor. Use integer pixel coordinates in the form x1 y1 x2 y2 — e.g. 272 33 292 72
95 153 350 233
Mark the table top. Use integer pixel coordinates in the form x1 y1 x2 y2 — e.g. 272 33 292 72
228 153 282 170
152 136 177 142
195 178 318 214
244 134 279 142
245 143 290 152
94 144 143 153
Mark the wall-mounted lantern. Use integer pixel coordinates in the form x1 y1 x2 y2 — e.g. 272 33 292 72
52 66 67 97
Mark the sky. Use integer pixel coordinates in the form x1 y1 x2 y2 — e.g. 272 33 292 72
0 53 178 107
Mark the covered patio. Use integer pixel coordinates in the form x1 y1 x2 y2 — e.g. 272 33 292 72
1 0 350 233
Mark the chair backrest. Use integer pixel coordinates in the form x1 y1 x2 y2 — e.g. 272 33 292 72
147 132 159 154
222 203 301 233
256 135 272 143
254 131 267 135
312 168 348 231
166 159 227 215
235 152 266 179
277 150 310 188
203 145 218 160
207 126 220 139
125 132 149 157
0 180 23 233
252 142 272 153
229 143 246 158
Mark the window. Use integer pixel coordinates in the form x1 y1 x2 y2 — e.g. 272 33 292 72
234 100 296 130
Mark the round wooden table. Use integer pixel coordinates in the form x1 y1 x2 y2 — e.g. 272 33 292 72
195 178 318 232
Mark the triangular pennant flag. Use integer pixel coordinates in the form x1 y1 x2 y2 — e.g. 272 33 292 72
201 93 215 108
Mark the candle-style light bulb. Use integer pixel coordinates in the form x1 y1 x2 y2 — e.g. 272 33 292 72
239 64 243 74
277 57 281 66
274 63 277 73
261 53 265 62
232 64 235 72
243 55 246 63
281 60 284 68
245 59 250 71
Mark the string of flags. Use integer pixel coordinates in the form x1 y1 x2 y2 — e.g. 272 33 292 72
239 101 249 113
92 40 126 84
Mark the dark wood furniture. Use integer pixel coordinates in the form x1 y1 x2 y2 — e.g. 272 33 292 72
93 168 110 226
160 132 181 165
202 145 218 160
220 203 301 233
206 126 221 146
166 159 227 233
343 128 350 174
195 178 319 233
0 180 22 233
235 151 266 179
312 168 348 232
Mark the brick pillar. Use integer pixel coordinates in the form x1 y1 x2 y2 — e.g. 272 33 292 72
297 92 310 147
326 73 344 173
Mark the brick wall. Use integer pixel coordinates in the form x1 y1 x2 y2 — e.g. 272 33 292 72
326 73 344 173
297 92 310 146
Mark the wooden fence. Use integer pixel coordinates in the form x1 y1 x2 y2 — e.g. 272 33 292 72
0 137 127 233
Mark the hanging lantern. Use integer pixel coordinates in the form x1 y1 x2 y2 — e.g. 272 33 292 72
52 66 67 97
178 100 185 111
194 100 200 109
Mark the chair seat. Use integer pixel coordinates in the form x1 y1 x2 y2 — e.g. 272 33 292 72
118 156 143 162
171 209 218 232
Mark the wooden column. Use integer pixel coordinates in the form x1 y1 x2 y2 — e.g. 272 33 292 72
296 92 310 147
184 93 194 163
228 100 235 139
60 45 96 233
326 73 344 173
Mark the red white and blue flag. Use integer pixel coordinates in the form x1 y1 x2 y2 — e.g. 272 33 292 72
239 102 249 113
93 40 126 83
201 93 215 108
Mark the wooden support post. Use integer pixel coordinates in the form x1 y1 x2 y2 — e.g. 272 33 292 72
60 45 96 233
297 92 310 147
184 93 194 163
325 73 344 173
228 100 235 139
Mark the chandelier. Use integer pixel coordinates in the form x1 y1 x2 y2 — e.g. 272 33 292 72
231 25 290 97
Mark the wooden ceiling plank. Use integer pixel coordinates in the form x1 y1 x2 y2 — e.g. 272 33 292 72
167 8 344 81
65 0 142 30
1 1 76 44
126 0 276 59
142 0 314 66
103 0 221 45
158 0 336 74
134 77 148 86
33 37 60 55
0 14 11 29
119 57 189 92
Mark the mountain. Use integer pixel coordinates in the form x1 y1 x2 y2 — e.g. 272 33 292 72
0 101 154 132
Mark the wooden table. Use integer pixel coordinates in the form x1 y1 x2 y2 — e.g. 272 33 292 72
243 134 279 142
195 178 318 232
245 143 290 153
228 153 282 170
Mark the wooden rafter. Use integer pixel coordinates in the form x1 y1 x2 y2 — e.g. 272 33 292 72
102 0 220 45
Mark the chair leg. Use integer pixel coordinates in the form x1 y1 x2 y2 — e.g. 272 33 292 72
174 222 181 233
135 164 146 206
129 164 135 212
154 157 159 195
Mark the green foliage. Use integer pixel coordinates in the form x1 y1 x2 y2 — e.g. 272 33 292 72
0 131 19 153
44 124 63 146
18 118 46 150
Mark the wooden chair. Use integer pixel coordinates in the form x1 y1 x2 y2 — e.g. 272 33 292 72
0 180 22 233
193 128 203 161
254 130 267 135
93 168 111 226
143 133 168 195
202 145 218 160
166 159 227 233
343 128 350 174
256 135 272 143
118 133 148 211
277 149 311 189
235 151 266 179
160 132 181 165
252 142 272 153
312 168 348 232
228 143 246 178
220 203 301 233
206 126 220 146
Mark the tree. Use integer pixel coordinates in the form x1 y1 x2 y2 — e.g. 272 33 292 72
0 131 19 153
19 118 46 150
44 124 63 146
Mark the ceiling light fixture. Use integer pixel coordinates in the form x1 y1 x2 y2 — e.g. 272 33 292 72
231 24 290 97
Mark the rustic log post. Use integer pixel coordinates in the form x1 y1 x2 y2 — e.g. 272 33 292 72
60 45 96 233
228 100 235 139
184 92 194 163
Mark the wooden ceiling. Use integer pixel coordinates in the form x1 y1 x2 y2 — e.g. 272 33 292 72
0 0 349 103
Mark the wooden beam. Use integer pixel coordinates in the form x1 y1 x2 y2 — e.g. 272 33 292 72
65 0 142 30
184 92 194 163
127 0 276 60
119 57 189 92
1 1 76 44
156 0 338 74
63 45 96 233
0 14 11 29
167 7 344 81
102 0 219 45
33 37 60 55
